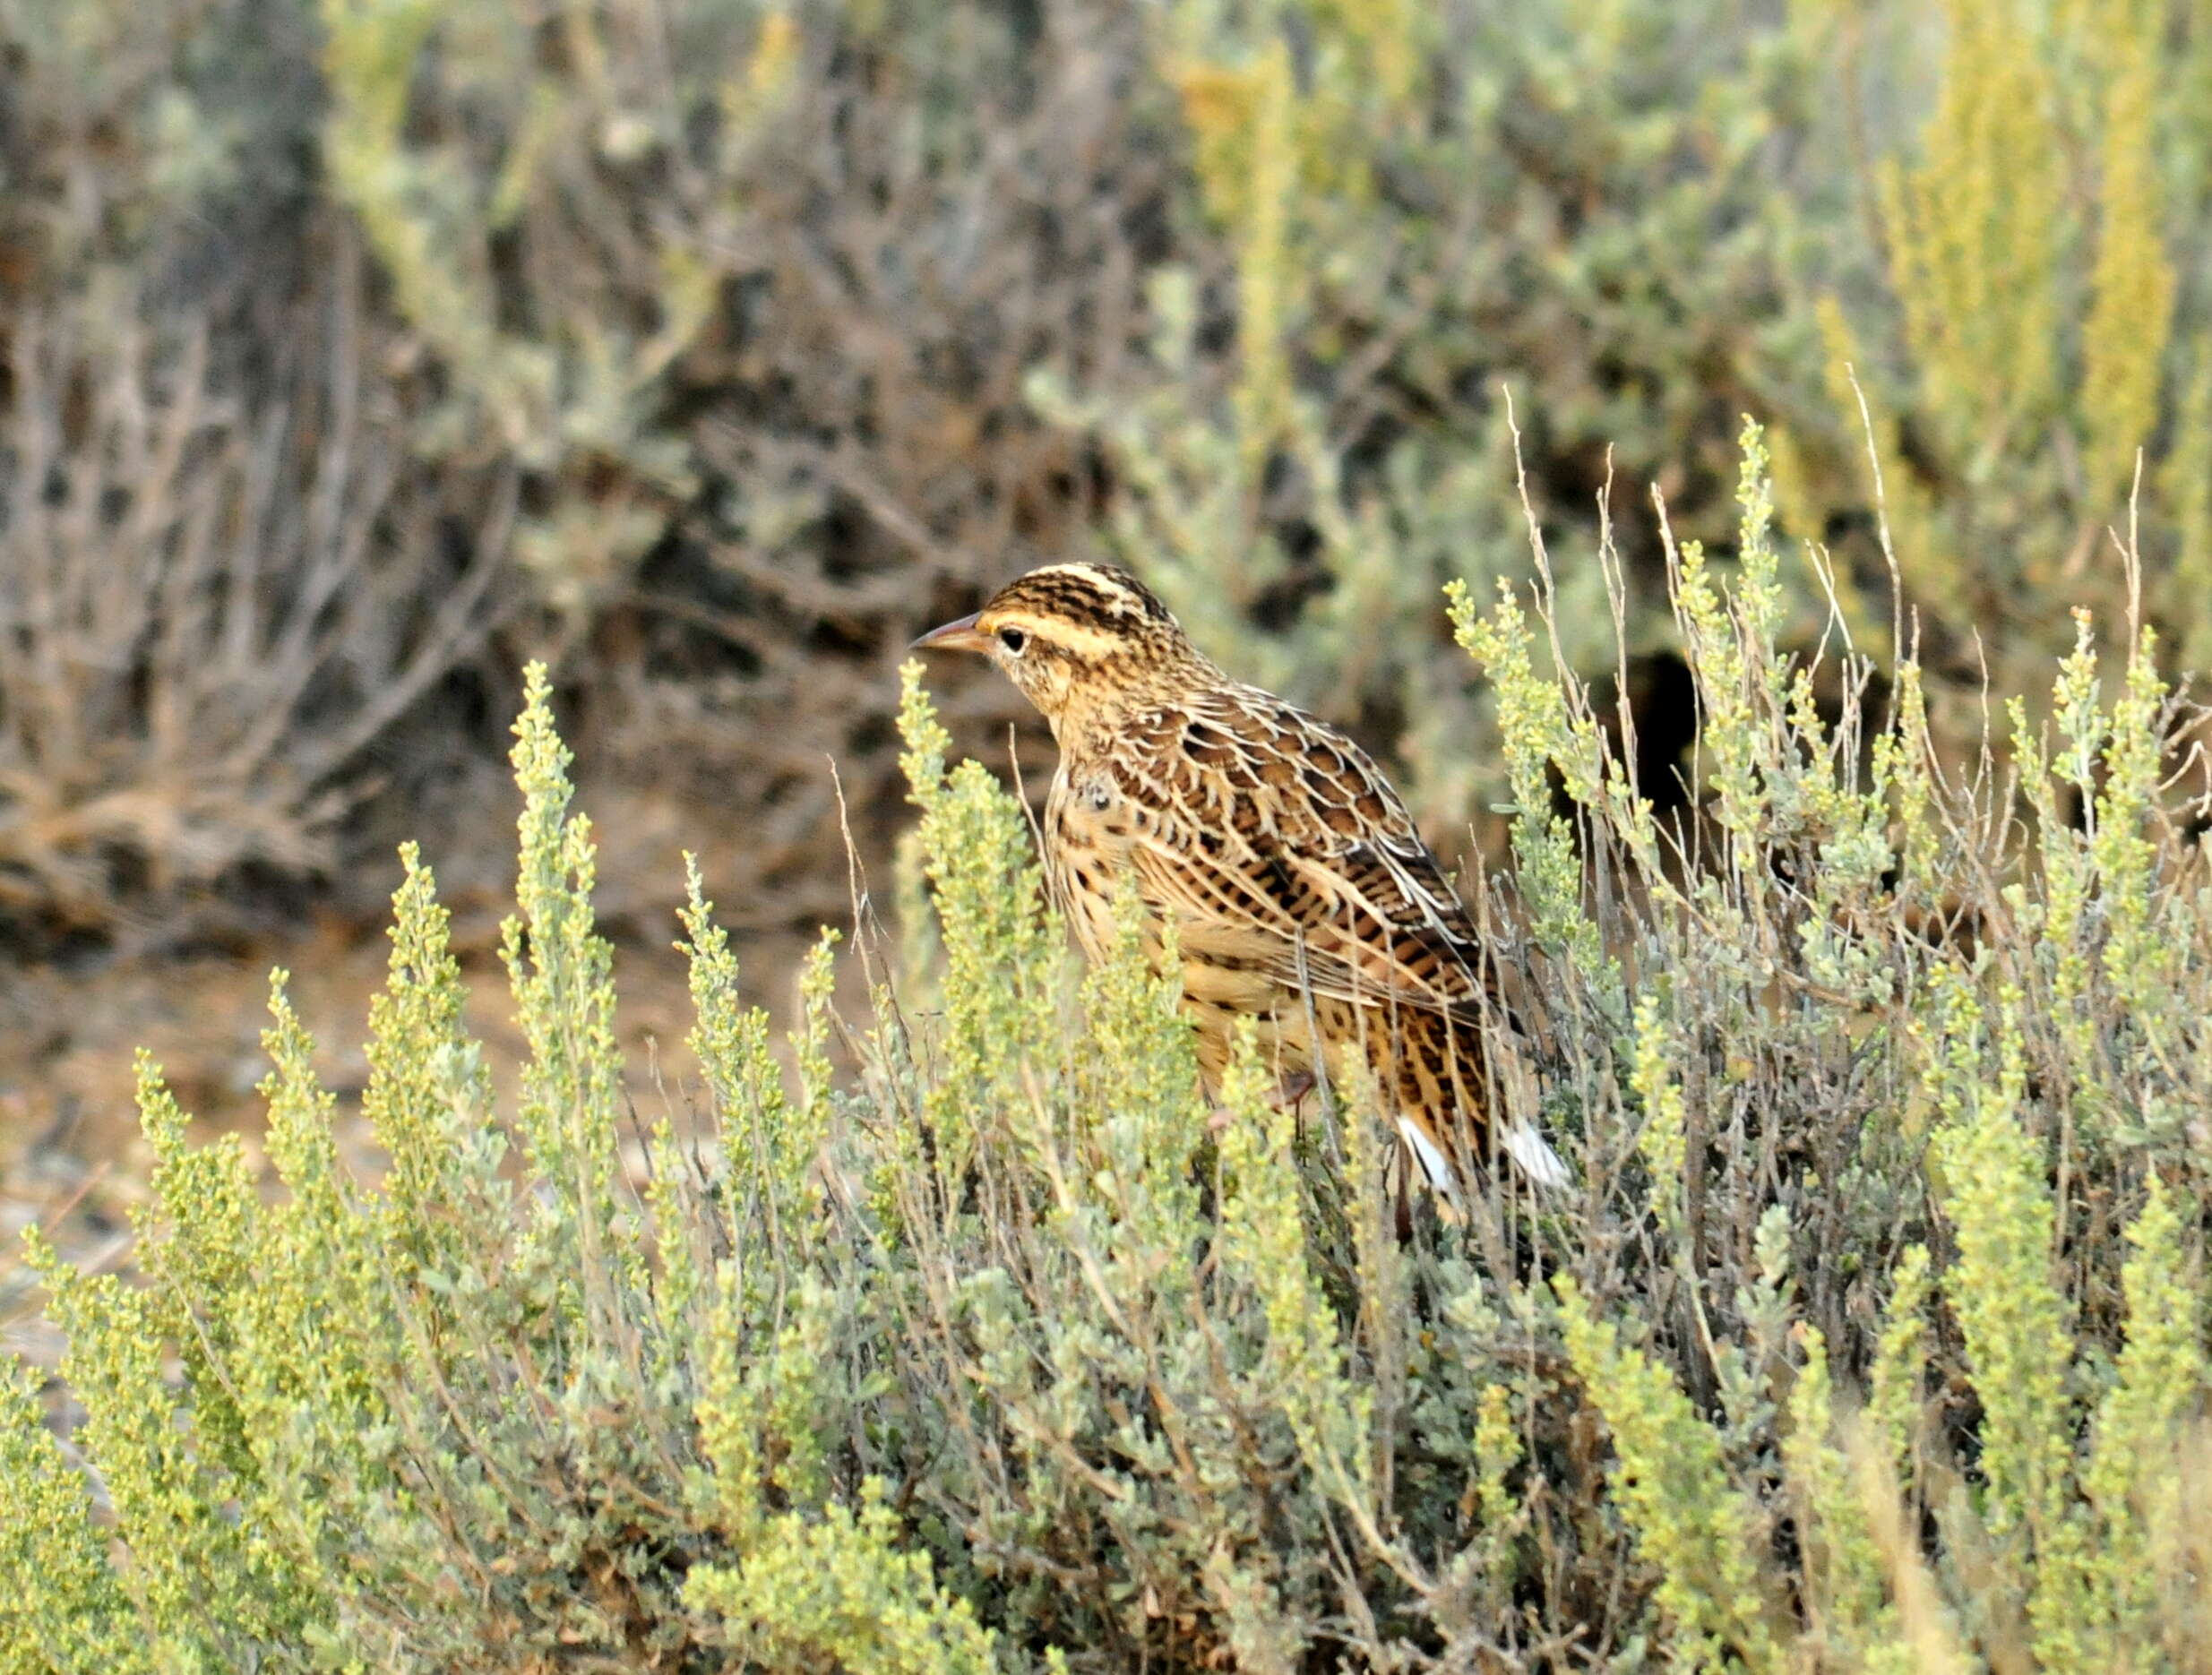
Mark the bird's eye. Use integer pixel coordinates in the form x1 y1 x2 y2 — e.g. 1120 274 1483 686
996 626 1029 656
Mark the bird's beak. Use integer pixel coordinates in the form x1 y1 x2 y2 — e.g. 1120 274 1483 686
909 611 993 655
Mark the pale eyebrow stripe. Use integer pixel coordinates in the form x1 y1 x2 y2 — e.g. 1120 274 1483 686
985 611 1125 660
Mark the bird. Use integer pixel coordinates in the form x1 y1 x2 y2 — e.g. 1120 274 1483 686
912 562 1568 1201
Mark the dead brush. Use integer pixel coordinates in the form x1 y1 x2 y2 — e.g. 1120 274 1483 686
0 274 511 947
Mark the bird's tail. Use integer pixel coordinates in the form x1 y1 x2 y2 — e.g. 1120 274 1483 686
1500 1121 1571 1191
1397 1116 1464 1211
1396 1116 1571 1203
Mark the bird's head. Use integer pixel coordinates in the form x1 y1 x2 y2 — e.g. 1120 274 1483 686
912 563 1214 730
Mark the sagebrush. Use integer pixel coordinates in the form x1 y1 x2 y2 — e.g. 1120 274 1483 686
6 428 2209 1671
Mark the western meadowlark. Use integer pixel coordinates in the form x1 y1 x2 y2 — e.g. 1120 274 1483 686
915 562 1567 1200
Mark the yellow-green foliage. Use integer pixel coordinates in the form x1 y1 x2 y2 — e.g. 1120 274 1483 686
1784 0 2200 704
2082 32 2179 510
9 427 2212 1669
1555 1275 1779 1670
1878 0 2065 447
0 1364 142 1673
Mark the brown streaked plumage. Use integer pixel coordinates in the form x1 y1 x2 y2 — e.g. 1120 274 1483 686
915 562 1567 1198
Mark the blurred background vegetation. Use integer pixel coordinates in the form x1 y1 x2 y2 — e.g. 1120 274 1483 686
4 3 2212 1662
0 0 2206 1144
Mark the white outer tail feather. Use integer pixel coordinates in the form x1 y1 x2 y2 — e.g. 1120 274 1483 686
1395 1116 1571 1201
1396 1117 1463 1208
1502 1121 1571 1191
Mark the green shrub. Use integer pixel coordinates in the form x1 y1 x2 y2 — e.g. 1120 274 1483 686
8 428 2210 1670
